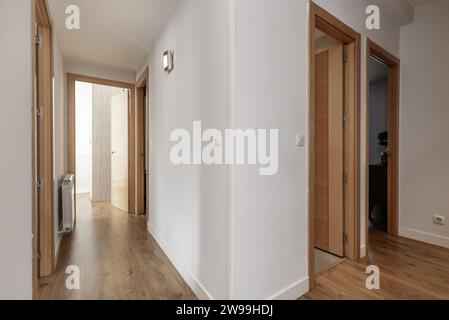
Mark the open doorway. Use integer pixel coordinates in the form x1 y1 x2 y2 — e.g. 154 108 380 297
366 39 400 244
368 58 389 233
313 30 345 273
75 81 130 213
135 68 149 218
68 74 135 221
308 2 361 285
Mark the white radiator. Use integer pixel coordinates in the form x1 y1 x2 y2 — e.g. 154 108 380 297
61 174 75 233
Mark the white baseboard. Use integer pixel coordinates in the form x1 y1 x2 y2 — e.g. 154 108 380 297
400 228 449 249
147 223 213 300
267 277 309 300
360 245 367 258
76 188 90 194
147 224 310 300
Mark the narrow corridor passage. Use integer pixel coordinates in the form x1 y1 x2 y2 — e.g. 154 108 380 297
38 194 196 300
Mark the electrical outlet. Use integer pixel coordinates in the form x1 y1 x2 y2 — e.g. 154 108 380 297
433 215 445 226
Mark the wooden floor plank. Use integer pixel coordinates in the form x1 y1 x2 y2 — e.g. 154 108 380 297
38 194 196 300
39 198 449 300
303 228 449 300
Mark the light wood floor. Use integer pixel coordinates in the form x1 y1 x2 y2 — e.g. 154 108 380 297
39 197 449 300
303 228 449 300
38 194 196 300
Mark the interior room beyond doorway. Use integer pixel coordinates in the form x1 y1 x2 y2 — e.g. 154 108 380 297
75 80 129 213
368 57 390 233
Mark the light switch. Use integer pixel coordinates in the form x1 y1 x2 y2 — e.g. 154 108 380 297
296 134 305 147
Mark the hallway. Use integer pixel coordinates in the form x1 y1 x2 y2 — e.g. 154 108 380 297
303 229 449 300
38 194 196 300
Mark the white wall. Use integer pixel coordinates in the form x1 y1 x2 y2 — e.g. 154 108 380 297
0 0 33 300
232 0 309 300
399 0 449 248
232 0 405 299
53 34 65 257
145 0 231 299
75 82 93 194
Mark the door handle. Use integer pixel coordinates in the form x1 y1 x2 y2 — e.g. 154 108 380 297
381 149 391 158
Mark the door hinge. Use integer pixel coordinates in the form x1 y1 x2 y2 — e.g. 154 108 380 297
37 251 41 261
36 107 43 119
35 35 43 48
343 52 348 63
343 113 349 123
343 174 348 184
37 178 44 190
343 233 349 244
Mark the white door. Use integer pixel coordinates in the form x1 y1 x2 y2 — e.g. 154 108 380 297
111 90 129 212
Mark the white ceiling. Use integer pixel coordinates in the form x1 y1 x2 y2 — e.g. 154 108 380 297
406 0 434 7
48 0 180 72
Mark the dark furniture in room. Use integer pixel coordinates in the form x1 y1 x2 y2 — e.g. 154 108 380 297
369 164 388 232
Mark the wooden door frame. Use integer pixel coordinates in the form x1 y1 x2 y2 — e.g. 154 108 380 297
135 67 149 216
67 73 136 217
32 0 55 292
308 1 361 288
365 39 400 251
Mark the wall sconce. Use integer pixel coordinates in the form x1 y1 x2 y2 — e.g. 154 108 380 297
163 50 174 74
